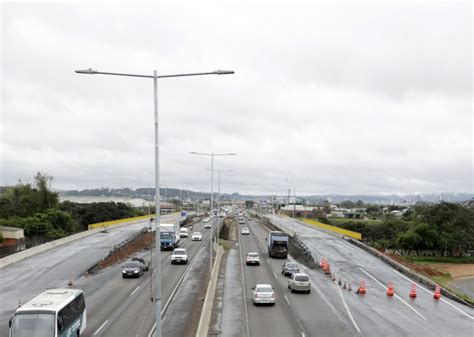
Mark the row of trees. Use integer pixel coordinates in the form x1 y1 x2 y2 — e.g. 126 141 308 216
0 173 144 245
329 202 474 256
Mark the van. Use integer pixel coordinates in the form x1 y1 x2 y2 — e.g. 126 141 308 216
180 227 188 238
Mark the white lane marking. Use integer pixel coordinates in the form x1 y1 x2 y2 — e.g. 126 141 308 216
238 224 251 337
147 323 156 337
130 286 140 296
336 286 361 333
359 267 427 321
273 271 278 279
153 268 157 273
266 258 271 264
284 294 291 306
93 320 109 335
393 270 474 320
301 333 306 337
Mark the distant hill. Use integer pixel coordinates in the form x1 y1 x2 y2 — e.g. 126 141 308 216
56 187 473 205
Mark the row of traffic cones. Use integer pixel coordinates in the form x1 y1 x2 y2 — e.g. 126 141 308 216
319 258 441 299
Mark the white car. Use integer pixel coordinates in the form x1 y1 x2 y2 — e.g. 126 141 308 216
246 252 260 266
252 284 276 305
192 232 202 241
288 273 311 293
171 248 188 264
180 228 188 238
241 227 250 235
202 218 210 223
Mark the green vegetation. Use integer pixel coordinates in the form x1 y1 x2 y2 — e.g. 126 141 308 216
327 202 474 256
0 173 145 245
400 256 474 264
219 238 231 252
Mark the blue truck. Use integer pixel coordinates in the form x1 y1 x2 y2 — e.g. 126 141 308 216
160 223 181 250
267 231 289 258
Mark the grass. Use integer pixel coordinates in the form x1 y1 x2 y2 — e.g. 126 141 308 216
219 238 231 252
400 256 474 264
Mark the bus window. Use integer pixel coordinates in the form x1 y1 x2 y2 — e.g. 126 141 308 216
10 312 55 337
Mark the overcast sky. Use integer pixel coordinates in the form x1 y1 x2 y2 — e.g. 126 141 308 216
0 1 472 196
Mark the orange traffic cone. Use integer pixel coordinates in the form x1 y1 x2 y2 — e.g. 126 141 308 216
433 284 441 300
409 283 417 298
357 280 366 295
324 263 331 274
320 258 327 269
386 281 394 296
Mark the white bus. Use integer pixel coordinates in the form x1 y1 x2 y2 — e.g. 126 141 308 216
9 288 86 337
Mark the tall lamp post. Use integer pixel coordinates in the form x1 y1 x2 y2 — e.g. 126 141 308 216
207 168 233 243
189 152 236 274
75 68 234 337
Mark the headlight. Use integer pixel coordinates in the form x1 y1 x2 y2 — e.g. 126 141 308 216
134 270 139 273
122 270 126 273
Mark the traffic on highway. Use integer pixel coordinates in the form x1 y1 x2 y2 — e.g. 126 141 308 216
1 207 472 337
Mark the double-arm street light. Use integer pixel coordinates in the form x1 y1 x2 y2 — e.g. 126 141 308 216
75 68 234 337
189 152 236 274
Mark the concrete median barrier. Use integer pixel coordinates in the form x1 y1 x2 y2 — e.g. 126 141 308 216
196 244 224 337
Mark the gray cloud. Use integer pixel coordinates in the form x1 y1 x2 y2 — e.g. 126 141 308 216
1 2 472 195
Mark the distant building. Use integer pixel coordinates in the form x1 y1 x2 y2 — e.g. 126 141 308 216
0 226 26 258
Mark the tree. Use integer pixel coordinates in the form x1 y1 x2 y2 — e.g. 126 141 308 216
397 230 421 255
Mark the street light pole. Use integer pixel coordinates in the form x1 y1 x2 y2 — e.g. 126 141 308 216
76 67 234 337
207 169 232 243
189 152 236 275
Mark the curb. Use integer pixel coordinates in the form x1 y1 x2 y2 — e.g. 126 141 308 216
196 245 224 337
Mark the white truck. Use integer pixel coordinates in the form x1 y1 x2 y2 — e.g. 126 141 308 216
160 223 181 250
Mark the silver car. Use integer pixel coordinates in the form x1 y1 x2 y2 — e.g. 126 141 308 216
251 284 276 305
288 273 311 293
281 262 300 276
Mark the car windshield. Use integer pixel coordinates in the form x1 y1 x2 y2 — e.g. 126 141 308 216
295 275 309 282
256 286 273 293
174 250 186 255
286 263 298 269
193 232 201 236
124 262 140 268
248 253 258 257
11 312 55 337
161 233 173 238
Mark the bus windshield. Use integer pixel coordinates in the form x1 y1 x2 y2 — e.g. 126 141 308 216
11 312 55 337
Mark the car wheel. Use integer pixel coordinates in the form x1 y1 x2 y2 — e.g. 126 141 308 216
171 261 174 265
271 303 275 306
290 288 294 293
257 262 260 266
281 271 284 275
288 285 291 289
307 289 311 294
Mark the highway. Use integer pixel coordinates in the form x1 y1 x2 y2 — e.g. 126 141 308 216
217 217 356 337
264 214 474 337
0 214 216 337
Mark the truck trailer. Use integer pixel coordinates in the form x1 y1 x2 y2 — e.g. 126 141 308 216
160 223 181 250
267 231 289 258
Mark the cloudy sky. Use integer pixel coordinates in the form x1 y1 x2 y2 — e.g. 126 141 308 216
0 1 472 195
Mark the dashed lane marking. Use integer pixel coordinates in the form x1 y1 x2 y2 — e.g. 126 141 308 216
393 270 473 320
273 271 278 279
284 294 291 306
360 267 427 321
93 320 109 336
130 286 140 296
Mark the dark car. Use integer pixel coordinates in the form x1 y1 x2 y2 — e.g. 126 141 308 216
132 257 150 271
281 261 300 276
122 261 144 278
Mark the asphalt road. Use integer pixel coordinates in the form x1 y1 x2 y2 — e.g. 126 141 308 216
267 214 474 337
218 217 356 337
0 214 215 337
